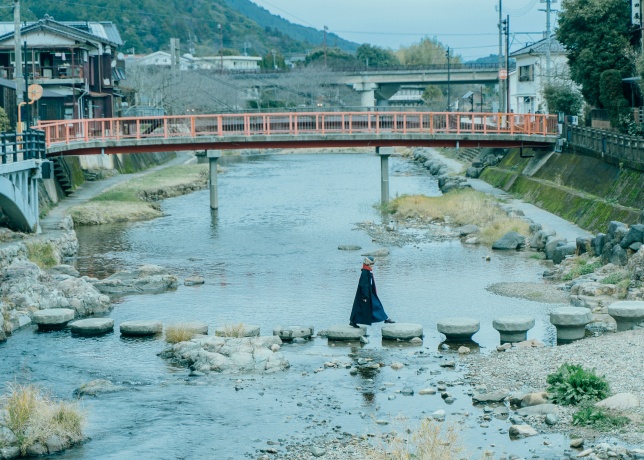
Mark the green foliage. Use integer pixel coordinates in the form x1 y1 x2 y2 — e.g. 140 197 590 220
562 259 603 281
546 364 610 406
356 44 400 67
572 404 630 429
0 106 9 132
21 0 330 55
600 69 631 130
542 82 583 115
556 0 634 107
304 47 358 68
260 50 286 70
600 270 629 285
25 241 59 269
422 85 446 110
396 37 458 66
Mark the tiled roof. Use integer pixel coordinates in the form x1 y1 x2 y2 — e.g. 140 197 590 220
0 17 122 46
511 35 566 57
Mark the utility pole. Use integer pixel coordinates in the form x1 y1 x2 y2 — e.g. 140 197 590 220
271 49 277 69
539 0 553 83
218 23 223 74
505 15 510 114
14 0 24 119
323 25 328 68
498 0 503 113
446 47 451 111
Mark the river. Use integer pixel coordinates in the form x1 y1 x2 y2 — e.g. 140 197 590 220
1 152 572 459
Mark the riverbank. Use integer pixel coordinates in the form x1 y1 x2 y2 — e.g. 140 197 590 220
2 148 642 459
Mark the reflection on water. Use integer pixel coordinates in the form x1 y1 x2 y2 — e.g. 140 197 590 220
2 153 577 458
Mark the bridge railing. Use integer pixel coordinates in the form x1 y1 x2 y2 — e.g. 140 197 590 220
37 112 558 147
0 130 47 164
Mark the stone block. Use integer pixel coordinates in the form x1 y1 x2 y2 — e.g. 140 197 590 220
549 307 592 343
120 320 163 336
273 325 314 341
381 323 423 341
32 308 75 330
70 318 114 336
492 315 535 343
607 301 644 332
325 324 367 341
437 317 480 341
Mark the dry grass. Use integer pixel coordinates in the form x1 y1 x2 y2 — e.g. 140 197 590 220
367 419 469 460
387 189 530 245
25 241 60 269
69 164 208 225
165 324 197 344
2 383 84 455
218 322 246 338
69 202 163 225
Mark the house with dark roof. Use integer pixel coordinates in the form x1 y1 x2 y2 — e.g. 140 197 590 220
0 15 125 127
509 34 571 114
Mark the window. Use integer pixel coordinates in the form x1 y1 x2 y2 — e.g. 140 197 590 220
519 64 534 82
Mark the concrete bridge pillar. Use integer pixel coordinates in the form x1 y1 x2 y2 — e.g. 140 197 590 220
207 150 221 210
353 82 378 108
377 147 393 205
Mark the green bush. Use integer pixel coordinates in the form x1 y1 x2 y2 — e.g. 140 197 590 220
546 363 610 406
572 404 630 429
561 260 603 281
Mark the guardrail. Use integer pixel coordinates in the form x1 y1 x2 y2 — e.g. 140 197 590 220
37 112 558 147
0 130 47 164
565 125 644 171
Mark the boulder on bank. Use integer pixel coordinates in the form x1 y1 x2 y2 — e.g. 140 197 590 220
0 260 111 320
492 231 525 250
93 264 178 295
160 335 289 374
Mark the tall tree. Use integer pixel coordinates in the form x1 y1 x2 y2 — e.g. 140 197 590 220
356 44 400 67
556 0 634 107
395 37 460 66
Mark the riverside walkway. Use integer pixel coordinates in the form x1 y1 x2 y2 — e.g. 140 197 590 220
37 111 558 156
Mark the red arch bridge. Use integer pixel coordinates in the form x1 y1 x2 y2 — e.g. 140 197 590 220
6 111 557 229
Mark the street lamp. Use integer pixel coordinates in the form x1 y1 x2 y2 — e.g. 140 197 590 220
445 47 451 112
218 23 223 74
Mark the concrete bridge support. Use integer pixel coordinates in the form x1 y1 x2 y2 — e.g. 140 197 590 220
377 147 393 205
207 150 221 210
0 160 43 232
353 82 378 108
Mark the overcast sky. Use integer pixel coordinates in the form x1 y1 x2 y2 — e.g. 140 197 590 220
249 0 555 60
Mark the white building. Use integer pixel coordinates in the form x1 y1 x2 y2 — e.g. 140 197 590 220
127 51 261 72
509 35 569 114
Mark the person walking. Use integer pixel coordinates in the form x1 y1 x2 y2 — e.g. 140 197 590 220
350 256 395 327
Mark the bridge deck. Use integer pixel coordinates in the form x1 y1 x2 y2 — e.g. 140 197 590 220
37 111 559 155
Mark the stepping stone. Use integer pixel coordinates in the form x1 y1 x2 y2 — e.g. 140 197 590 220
325 324 367 341
32 308 75 330
549 307 592 343
607 301 644 332
493 316 535 343
120 320 163 336
437 317 480 341
174 321 209 335
273 325 314 341
215 324 260 337
70 318 114 336
184 276 205 286
381 323 423 341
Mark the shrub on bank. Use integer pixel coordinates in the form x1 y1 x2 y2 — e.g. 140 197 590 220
218 323 247 338
368 419 468 460
384 189 530 246
165 324 197 344
1 383 84 455
546 363 610 406
24 241 59 268
572 404 630 429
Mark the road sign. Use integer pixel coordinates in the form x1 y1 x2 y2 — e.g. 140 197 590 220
499 69 508 80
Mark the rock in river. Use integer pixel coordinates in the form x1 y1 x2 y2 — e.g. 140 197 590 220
93 264 178 295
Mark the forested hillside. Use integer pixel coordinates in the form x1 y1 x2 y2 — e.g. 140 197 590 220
21 0 356 56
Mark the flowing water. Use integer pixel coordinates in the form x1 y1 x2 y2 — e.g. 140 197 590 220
1 153 574 459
